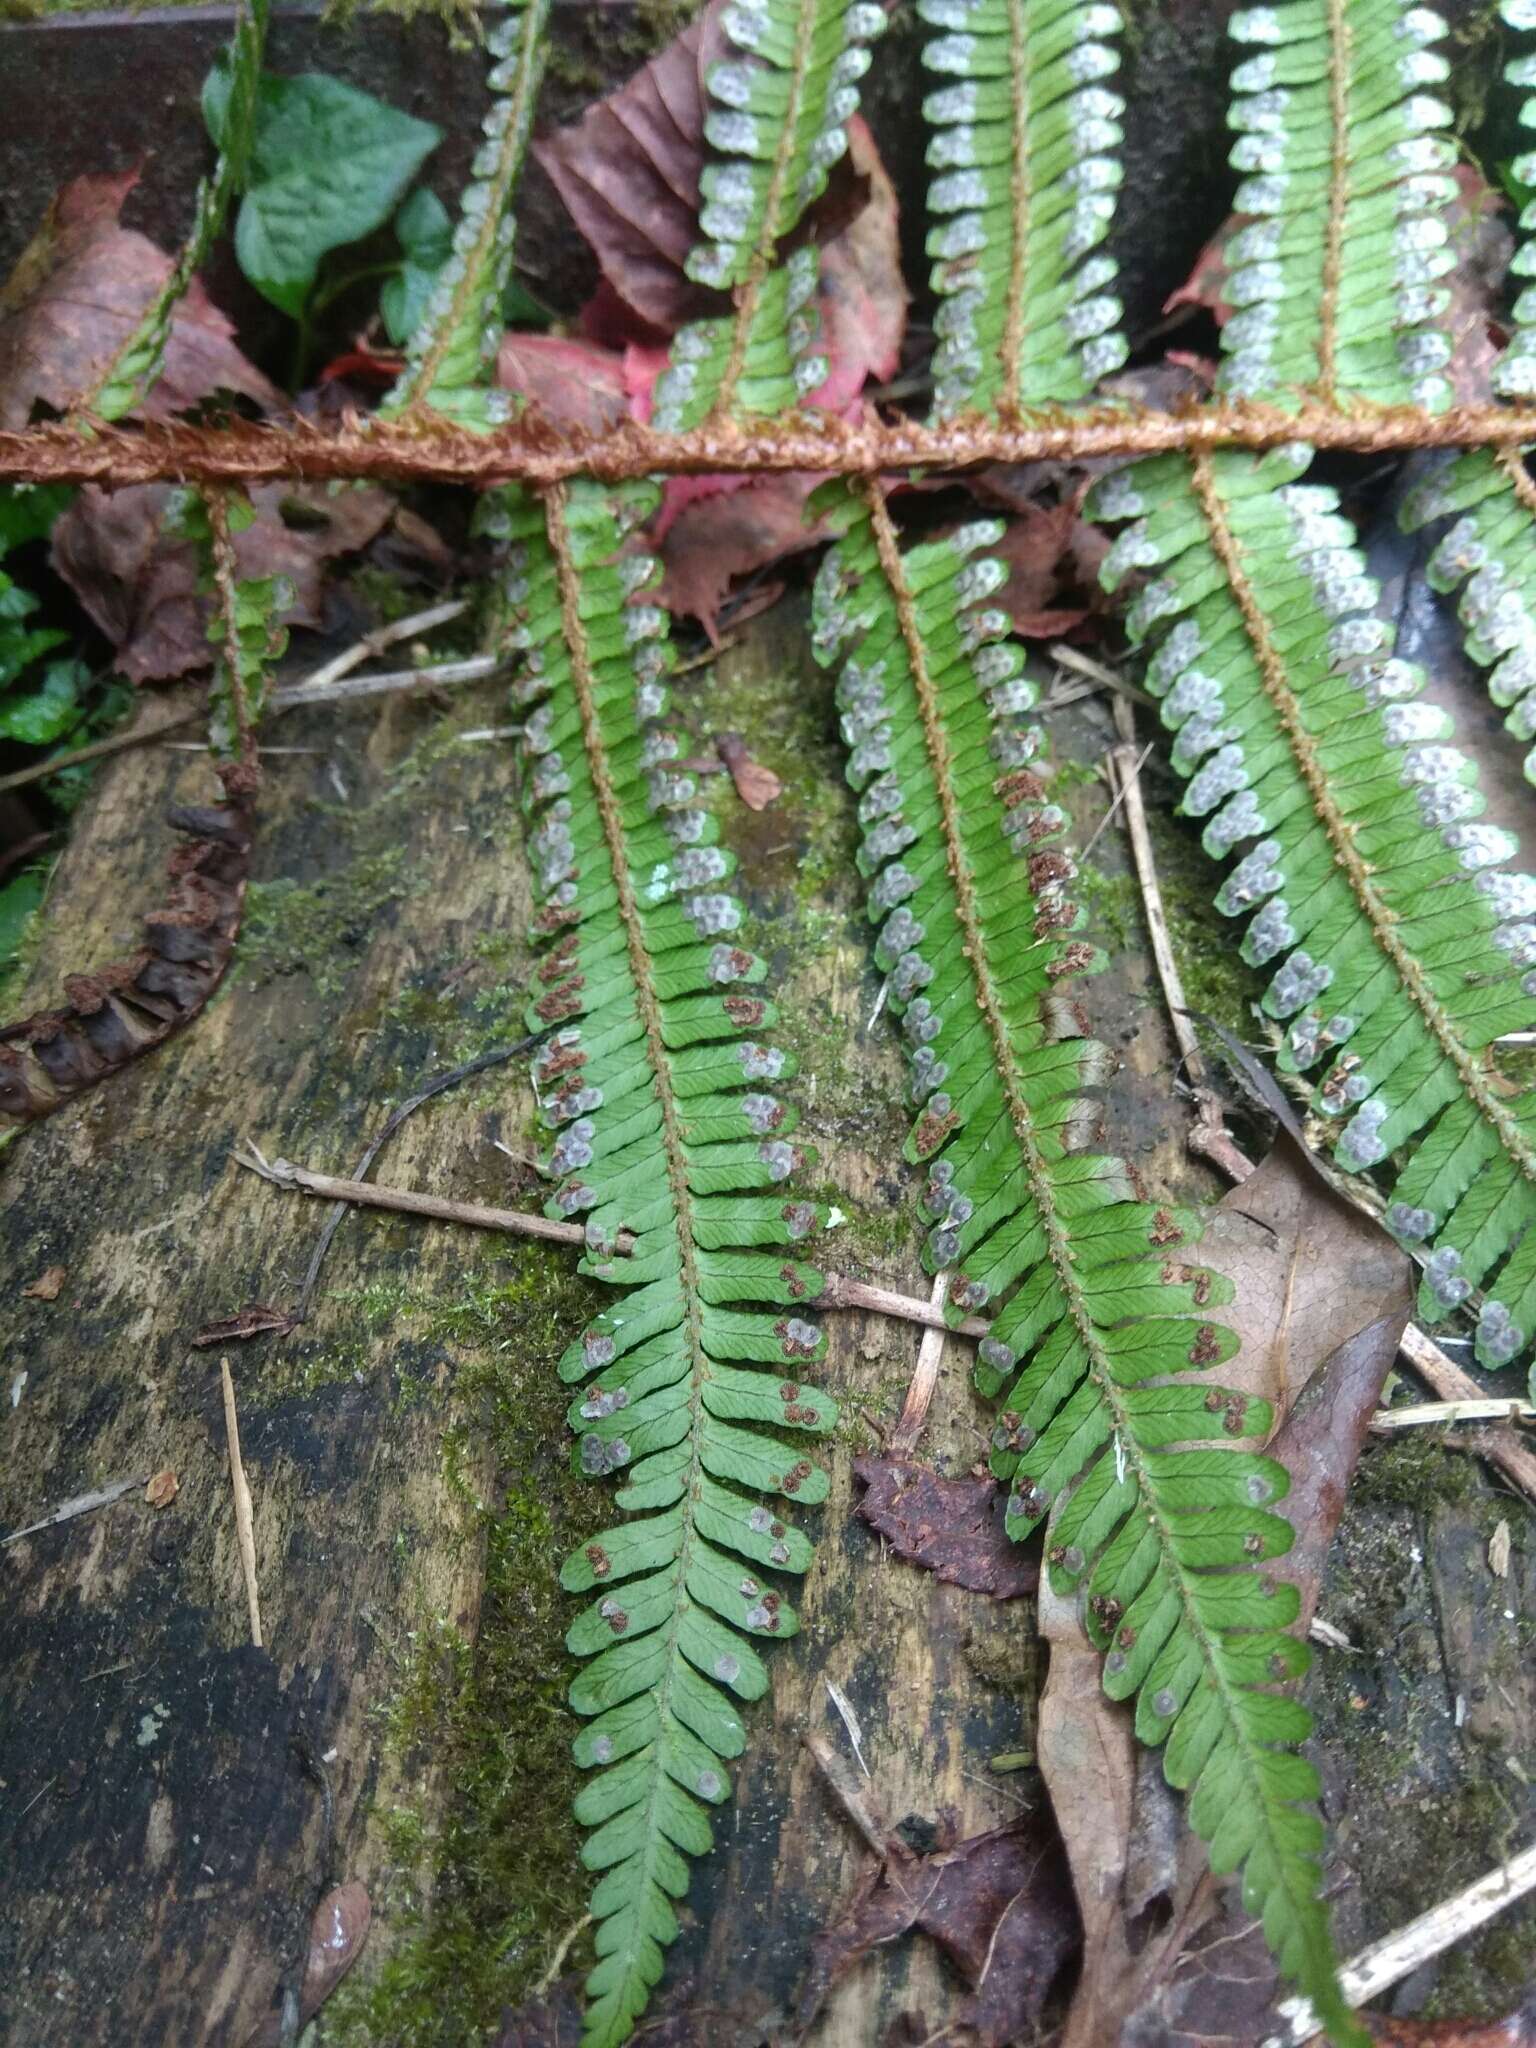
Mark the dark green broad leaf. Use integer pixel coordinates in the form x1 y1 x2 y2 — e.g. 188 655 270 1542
0 869 45 974
0 486 73 553
206 67 441 317
0 660 88 746
381 187 453 347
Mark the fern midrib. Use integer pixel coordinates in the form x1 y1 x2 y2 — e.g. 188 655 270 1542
709 0 823 423
1320 0 1351 401
545 482 712 2005
1001 0 1032 421
863 481 1335 1982
1188 451 1536 1183
394 1 545 415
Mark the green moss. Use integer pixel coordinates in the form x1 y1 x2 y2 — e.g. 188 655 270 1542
240 849 413 995
1350 1429 1481 1512
318 1244 608 2048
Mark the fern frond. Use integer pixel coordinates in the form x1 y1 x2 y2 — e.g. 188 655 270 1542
1093 446 1536 1369
813 479 1364 2048
484 477 834 2048
382 0 549 428
648 0 886 429
1219 0 1456 410
79 0 270 424
920 0 1127 416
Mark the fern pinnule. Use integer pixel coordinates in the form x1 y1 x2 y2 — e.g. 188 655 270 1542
813 478 1364 2048
920 0 1127 416
1094 445 1536 1369
483 477 834 2048
1220 0 1457 410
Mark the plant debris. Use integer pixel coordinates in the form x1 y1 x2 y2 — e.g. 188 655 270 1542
0 777 255 1129
853 1453 1040 1600
144 1469 178 1508
243 1882 371 2046
712 731 782 812
190 1302 300 1348
20 1265 65 1301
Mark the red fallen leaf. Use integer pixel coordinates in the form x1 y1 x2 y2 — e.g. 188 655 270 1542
808 117 907 415
532 4 732 335
1441 162 1513 407
655 473 830 642
21 1265 66 1302
316 345 404 386
496 331 630 434
1363 1995 1536 2045
990 498 1111 641
797 1807 1078 2046
854 1452 1040 1599
714 732 782 811
52 479 393 685
191 1303 298 1348
244 1882 371 2047
0 171 280 427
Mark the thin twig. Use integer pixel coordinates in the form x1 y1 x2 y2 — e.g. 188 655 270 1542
533 1915 593 1999
221 1356 263 1648
238 1143 636 1253
293 1037 542 1323
14 401 1536 492
802 1730 898 1862
1079 741 1154 860
889 1272 951 1453
0 614 493 800
299 599 468 694
1272 1840 1536 2047
1047 643 1153 705
1369 1397 1535 1434
1104 739 1536 1507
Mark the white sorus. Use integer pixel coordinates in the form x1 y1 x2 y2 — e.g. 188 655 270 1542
1443 821 1517 869
1336 1098 1389 1170
1424 1244 1472 1308
1217 838 1284 913
1387 1202 1436 1242
1476 1302 1524 1367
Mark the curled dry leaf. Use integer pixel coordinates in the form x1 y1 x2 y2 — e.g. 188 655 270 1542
144 1469 178 1509
657 476 830 641
989 498 1111 642
191 1303 299 1348
21 1265 66 1302
853 1452 1040 1600
0 785 255 1131
0 171 280 428
713 732 782 812
796 1808 1078 2047
52 480 393 686
1039 1139 1413 2048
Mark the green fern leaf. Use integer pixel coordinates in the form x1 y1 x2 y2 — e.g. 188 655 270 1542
1092 445 1536 1370
80 0 271 424
648 0 886 429
485 477 833 2048
1219 0 1456 409
920 0 1127 415
812 478 1365 2048
382 0 549 428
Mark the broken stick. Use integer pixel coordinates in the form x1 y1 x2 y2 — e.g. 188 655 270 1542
221 1357 263 1649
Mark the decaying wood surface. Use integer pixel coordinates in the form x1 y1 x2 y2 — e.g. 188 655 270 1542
2 597 1533 2048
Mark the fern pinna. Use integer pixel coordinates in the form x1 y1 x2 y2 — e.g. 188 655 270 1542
1219 0 1456 409
1092 446 1536 1373
920 0 1127 414
487 479 834 2048
811 482 1364 2047
647 0 885 429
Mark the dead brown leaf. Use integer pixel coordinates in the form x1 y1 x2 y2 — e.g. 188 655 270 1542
853 1452 1040 1600
1039 1139 1413 2048
52 480 392 685
495 332 630 434
191 1303 298 1348
988 498 1111 641
144 1469 178 1508
0 171 280 427
21 1265 66 1302
796 1805 1078 2045
713 732 782 812
243 1882 370 2047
